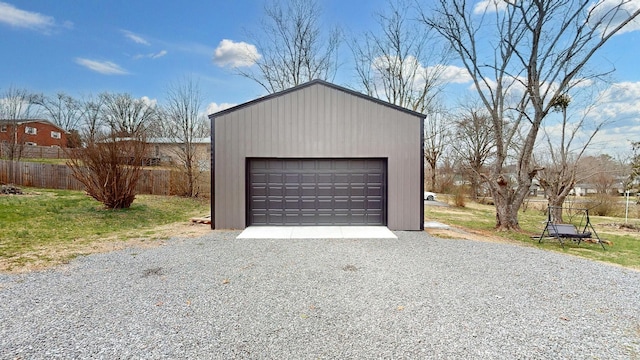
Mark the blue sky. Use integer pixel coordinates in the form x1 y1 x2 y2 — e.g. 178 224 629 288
1 0 640 154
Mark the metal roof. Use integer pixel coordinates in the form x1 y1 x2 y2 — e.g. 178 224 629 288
208 79 427 120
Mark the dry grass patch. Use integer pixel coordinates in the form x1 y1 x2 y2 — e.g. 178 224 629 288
0 188 210 273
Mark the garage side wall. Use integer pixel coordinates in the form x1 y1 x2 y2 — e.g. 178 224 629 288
213 83 422 230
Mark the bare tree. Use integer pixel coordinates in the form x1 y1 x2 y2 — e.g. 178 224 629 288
579 154 622 195
537 94 603 222
34 92 81 132
238 0 341 93
0 87 39 183
78 94 106 145
66 92 153 208
424 0 640 230
100 93 157 138
352 0 449 112
424 108 450 191
451 105 495 200
161 78 209 197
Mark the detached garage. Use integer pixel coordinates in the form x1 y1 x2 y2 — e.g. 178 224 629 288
209 80 425 231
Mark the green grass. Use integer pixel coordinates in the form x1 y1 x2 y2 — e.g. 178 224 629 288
18 158 69 165
426 197 640 270
0 188 210 270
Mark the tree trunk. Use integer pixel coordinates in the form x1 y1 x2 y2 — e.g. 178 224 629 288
489 173 533 231
469 172 480 201
547 195 566 223
431 165 437 191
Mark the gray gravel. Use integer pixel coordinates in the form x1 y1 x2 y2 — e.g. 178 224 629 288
0 231 639 359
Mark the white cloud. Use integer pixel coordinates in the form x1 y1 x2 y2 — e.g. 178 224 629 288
122 30 150 45
473 0 509 15
75 58 129 75
0 1 55 32
370 55 473 89
574 81 640 153
589 82 640 120
140 96 157 108
589 0 640 36
213 39 260 68
152 50 168 59
133 50 168 60
437 65 473 84
207 102 236 115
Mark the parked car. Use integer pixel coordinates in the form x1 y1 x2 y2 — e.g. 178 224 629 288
424 191 437 201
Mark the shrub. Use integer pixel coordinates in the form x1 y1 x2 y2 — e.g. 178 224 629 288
66 135 148 209
583 194 620 217
452 186 467 207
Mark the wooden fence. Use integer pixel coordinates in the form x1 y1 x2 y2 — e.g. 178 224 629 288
0 145 69 159
0 160 211 196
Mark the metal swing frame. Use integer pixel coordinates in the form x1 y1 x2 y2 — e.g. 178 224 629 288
538 206 605 250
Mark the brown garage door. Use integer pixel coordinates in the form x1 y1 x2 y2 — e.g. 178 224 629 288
247 158 387 226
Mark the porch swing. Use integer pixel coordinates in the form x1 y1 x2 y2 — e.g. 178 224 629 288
538 206 606 250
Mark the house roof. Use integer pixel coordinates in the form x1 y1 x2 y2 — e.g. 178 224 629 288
146 137 210 144
0 119 68 133
208 79 427 120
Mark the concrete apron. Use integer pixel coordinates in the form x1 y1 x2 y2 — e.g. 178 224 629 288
237 226 397 239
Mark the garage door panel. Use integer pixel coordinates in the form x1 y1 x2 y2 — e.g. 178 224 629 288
351 199 365 208
285 198 299 209
301 174 316 183
268 213 284 223
252 199 267 210
285 173 299 183
334 174 349 183
317 199 333 210
317 174 332 183
285 187 300 196
251 186 267 196
248 158 386 226
251 213 267 224
366 199 383 209
269 186 285 196
334 199 349 210
268 173 284 182
316 187 332 197
301 199 316 209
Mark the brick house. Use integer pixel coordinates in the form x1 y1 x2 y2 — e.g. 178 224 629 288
0 119 68 148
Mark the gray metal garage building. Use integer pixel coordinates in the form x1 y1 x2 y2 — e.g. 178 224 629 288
209 80 425 231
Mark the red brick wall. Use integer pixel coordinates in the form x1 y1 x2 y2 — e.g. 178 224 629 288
0 121 68 148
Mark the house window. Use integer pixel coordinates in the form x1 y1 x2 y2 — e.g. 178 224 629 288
51 131 61 139
0 125 6 132
25 142 37 146
25 126 37 135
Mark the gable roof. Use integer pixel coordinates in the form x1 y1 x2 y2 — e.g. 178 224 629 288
0 119 68 133
208 79 427 120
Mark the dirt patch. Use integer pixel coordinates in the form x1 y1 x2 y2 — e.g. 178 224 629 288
425 227 516 244
0 222 212 274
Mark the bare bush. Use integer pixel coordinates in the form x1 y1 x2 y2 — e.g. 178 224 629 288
66 134 148 209
583 194 620 217
452 186 466 208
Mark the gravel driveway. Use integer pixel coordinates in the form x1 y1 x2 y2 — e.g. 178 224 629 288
0 231 638 359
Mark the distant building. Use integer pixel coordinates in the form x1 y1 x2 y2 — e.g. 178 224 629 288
0 119 68 148
146 137 211 170
570 183 598 196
